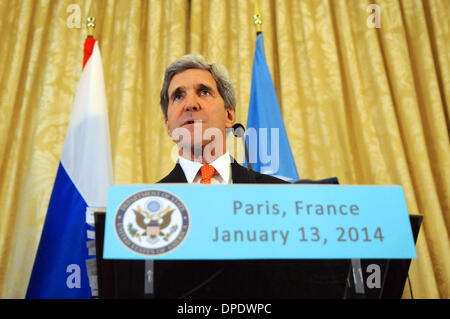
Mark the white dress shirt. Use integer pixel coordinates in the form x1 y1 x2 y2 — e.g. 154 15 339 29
178 152 232 184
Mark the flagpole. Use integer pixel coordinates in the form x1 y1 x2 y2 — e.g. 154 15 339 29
253 0 262 35
87 16 95 38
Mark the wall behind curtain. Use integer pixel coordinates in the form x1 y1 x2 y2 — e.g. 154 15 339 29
0 0 448 298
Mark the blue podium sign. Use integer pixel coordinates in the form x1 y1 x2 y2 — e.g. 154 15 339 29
103 185 417 260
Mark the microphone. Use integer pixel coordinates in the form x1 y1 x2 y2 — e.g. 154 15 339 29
232 123 245 138
232 123 255 183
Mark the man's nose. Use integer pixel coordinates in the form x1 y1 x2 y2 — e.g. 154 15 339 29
184 93 201 112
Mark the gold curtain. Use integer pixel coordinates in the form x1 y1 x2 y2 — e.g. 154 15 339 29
0 0 448 299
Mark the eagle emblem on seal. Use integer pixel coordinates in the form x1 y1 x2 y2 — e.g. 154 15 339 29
128 199 179 244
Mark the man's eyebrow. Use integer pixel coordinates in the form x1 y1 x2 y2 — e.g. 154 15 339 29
169 87 185 100
196 83 214 92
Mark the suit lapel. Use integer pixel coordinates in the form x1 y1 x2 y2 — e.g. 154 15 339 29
158 163 187 183
231 162 251 184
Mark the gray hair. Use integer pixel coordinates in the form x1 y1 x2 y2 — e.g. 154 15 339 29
160 54 236 119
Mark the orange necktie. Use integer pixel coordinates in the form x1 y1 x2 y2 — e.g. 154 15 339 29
200 164 216 184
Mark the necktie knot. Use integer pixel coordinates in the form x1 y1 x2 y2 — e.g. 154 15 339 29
200 164 216 184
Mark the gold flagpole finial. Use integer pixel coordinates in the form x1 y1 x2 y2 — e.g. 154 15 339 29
87 17 96 37
253 0 262 34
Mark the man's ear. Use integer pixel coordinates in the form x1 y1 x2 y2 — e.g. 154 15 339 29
225 107 235 128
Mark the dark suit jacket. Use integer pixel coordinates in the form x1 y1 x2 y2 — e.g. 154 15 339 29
159 161 288 184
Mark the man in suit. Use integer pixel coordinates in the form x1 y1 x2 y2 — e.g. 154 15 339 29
151 55 349 299
158 54 286 185
149 54 299 298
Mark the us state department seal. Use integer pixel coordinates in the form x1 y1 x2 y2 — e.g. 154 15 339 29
114 189 190 256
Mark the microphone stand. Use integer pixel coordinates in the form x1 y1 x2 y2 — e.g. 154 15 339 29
232 123 256 183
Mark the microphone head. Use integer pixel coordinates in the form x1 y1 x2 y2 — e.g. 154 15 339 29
232 123 245 137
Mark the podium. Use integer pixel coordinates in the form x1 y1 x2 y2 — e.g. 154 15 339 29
94 212 421 299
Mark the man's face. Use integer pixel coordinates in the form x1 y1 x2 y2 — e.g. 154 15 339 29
165 68 235 159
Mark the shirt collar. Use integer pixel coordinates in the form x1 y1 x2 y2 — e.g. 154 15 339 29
178 152 231 184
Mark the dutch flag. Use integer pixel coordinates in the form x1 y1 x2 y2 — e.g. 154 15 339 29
26 37 113 298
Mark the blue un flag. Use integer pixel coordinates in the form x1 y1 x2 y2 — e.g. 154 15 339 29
246 33 299 182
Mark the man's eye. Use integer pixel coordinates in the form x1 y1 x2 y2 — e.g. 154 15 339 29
173 94 182 101
200 90 210 96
